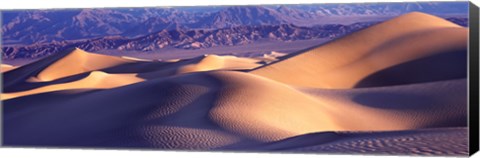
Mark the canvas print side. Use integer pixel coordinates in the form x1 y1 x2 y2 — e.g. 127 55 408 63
1 2 471 156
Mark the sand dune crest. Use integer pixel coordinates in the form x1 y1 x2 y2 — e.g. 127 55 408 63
178 54 262 73
251 12 467 89
2 71 143 100
35 48 137 81
1 64 16 73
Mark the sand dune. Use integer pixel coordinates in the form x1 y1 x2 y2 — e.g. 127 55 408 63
223 128 467 156
209 74 466 141
2 50 262 98
35 48 138 81
4 71 256 148
287 128 468 156
135 54 262 80
4 71 466 146
251 12 467 89
2 48 140 90
177 54 262 73
1 64 16 73
2 12 468 155
2 71 143 100
254 51 288 63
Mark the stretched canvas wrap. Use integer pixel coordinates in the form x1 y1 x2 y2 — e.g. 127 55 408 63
1 1 479 156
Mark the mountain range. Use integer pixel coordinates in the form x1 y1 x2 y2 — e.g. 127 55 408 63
2 2 468 45
1 2 469 59
2 22 380 59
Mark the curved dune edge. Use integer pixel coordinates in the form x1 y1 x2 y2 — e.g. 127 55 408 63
177 54 262 73
2 71 144 100
208 72 466 141
134 54 264 80
34 48 139 82
2 50 264 98
253 51 288 63
250 12 467 89
1 64 16 73
220 127 468 156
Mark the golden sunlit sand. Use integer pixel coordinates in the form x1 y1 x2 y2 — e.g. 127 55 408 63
1 64 16 73
251 12 467 89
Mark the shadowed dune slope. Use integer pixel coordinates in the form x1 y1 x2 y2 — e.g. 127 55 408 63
251 12 467 89
4 71 466 147
287 128 468 156
221 128 467 156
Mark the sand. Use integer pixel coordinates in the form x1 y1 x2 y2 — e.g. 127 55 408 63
1 64 16 73
251 12 467 89
2 71 144 100
1 12 468 156
222 127 468 155
35 48 138 81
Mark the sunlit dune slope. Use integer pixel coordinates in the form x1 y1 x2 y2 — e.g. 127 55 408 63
1 64 16 73
35 48 137 81
1 50 263 98
2 48 139 89
177 54 262 73
209 74 466 141
106 54 262 80
1 71 143 100
251 12 467 89
4 71 466 147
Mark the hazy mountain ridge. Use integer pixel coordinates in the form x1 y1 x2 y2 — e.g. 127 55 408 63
2 17 468 59
1 8 199 44
2 2 468 45
282 2 468 16
2 22 379 59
